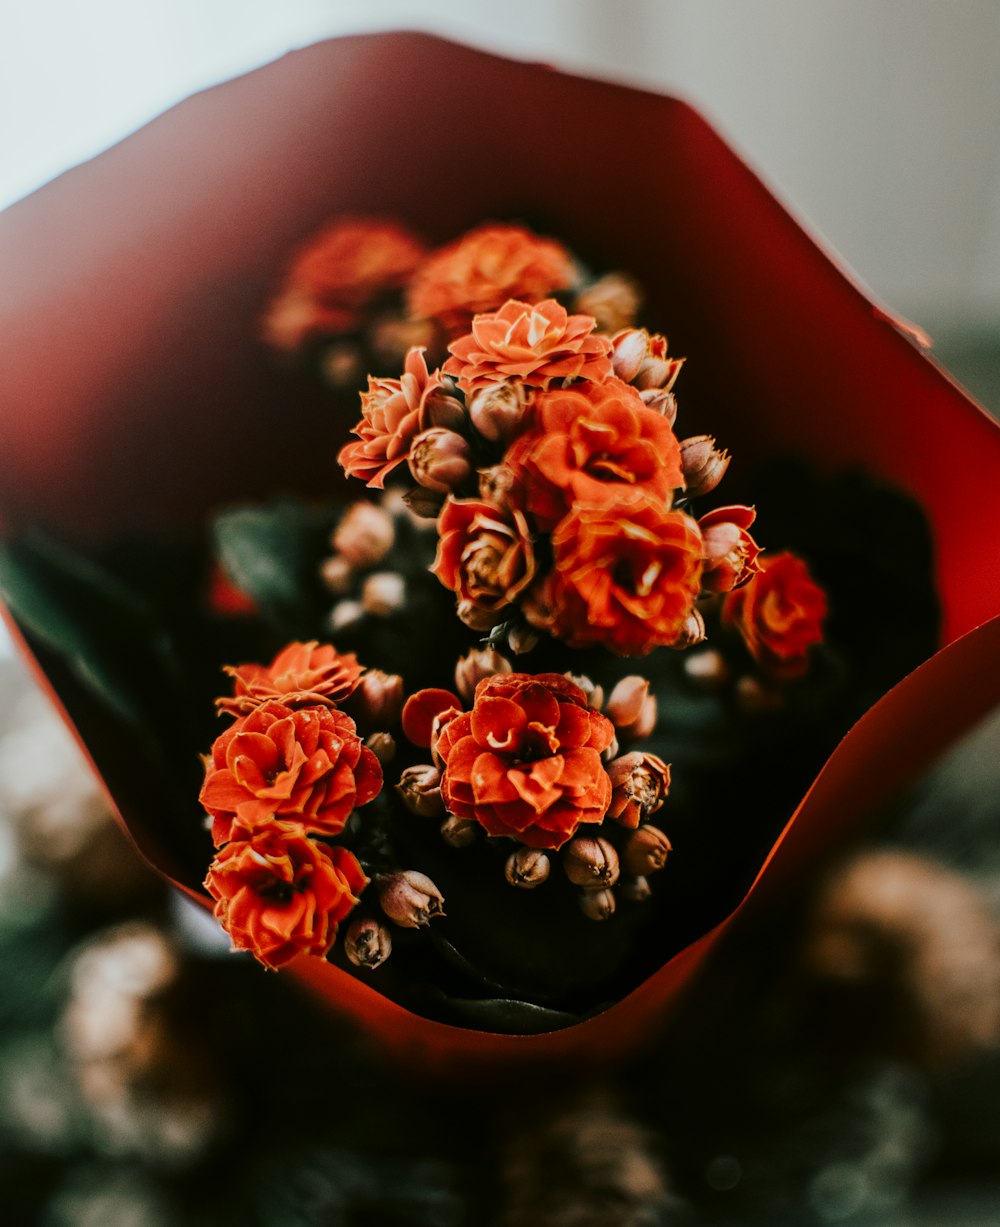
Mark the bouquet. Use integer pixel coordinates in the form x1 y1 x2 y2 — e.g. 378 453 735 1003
1 32 999 1069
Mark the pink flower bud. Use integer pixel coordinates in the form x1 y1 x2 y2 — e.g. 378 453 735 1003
507 624 540 655
352 669 404 727
606 753 671 829
361 572 406 616
574 273 642 334
328 599 364 632
622 825 672 877
440 815 477 848
364 732 396 764
683 648 730 689
604 676 657 741
478 464 517 507
639 387 678 426
610 329 649 383
564 673 604 710
699 506 761 594
344 917 392 970
319 555 354 595
469 383 530 444
455 648 512 703
456 598 504 632
333 501 396 567
402 486 446 519
634 333 683 392
505 847 551 889
422 383 469 433
408 428 472 493
377 870 445 928
679 435 731 500
621 876 653 903
669 607 706 650
562 837 620 888
395 764 444 817
579 887 617 921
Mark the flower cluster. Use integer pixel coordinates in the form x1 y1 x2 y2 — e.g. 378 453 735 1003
200 641 382 968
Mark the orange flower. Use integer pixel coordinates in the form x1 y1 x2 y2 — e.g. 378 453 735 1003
200 701 382 846
698 505 762 593
432 497 537 630
443 299 612 398
408 224 575 334
722 551 827 677
283 216 424 331
338 347 462 488
532 497 704 656
432 673 615 849
504 377 684 531
205 824 367 969
217 640 364 717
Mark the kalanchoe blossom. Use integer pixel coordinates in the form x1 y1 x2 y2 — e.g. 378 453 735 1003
504 377 684 531
455 647 513 703
699 505 762 593
679 435 731 500
610 329 684 391
338 347 464 489
407 427 473 493
604 676 657 742
429 673 616 850
606 753 671 829
347 669 404 729
531 497 705 657
200 701 382 846
408 223 576 335
204 824 367 969
722 551 827 678
332 502 395 568
443 298 613 397
217 641 364 717
433 498 537 631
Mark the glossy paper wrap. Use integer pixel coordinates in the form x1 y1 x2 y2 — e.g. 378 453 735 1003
1 32 999 1071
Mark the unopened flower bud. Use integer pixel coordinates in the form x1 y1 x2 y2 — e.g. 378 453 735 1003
669 607 706 650
353 669 405 727
575 273 641 334
699 506 761 593
321 341 363 388
684 648 730 689
377 870 445 928
605 676 657 741
610 329 649 383
363 733 395 765
478 464 516 507
408 428 472 493
402 485 446 519
679 435 730 501
440 815 477 848
602 735 620 763
563 837 620 888
328 599 364 632
507 624 540 655
469 383 529 444
423 385 469 434
621 875 653 903
607 753 671 829
505 847 551 889
361 571 406 616
579 887 616 921
622 825 672 877
344 917 392 970
396 764 444 817
455 648 512 703
319 554 354 595
640 387 678 426
333 501 396 567
456 598 503 632
564 673 604 710
611 329 682 391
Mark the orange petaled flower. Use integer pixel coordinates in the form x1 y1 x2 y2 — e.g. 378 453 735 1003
205 824 367 969
443 299 612 398
504 377 684 531
533 497 704 656
217 641 365 717
432 497 537 631
286 216 424 329
408 224 576 334
338 347 459 488
432 673 615 849
722 551 827 678
200 701 382 846
698 505 762 594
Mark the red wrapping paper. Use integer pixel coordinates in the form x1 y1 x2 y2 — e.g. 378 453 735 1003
2 31 999 1072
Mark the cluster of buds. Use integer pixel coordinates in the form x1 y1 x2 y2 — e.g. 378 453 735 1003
342 868 447 972
396 658 674 922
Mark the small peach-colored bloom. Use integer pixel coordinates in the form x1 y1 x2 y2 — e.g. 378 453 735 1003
443 299 612 397
205 824 366 969
200 701 382 846
533 497 704 656
505 377 684 531
217 640 364 717
431 673 615 850
408 224 575 334
699 505 762 593
432 497 537 630
722 551 827 677
338 348 462 489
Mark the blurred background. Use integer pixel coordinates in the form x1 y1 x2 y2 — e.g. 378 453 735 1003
1 3 999 1224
